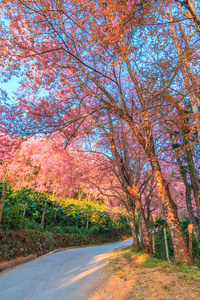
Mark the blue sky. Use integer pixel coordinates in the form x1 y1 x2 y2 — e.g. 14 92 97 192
0 77 20 99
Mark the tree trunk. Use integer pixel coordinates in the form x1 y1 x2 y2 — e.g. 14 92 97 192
127 117 193 263
41 208 46 229
152 229 155 254
151 158 193 264
78 189 83 201
146 196 151 230
185 180 200 246
136 199 153 254
23 203 27 219
125 59 193 263
164 228 170 261
186 150 200 222
127 186 153 254
129 210 141 251
0 183 7 224
188 223 193 257
168 140 200 246
169 136 200 245
139 225 143 243
86 192 91 202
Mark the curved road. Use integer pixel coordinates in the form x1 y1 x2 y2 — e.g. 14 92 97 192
0 239 132 300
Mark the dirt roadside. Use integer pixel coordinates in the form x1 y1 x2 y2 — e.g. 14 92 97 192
89 247 200 300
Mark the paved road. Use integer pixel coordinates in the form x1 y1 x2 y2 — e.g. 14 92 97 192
0 239 132 300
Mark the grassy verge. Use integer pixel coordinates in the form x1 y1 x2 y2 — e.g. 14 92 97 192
92 246 200 300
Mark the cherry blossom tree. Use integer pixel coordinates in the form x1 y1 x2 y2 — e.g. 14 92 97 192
1 0 200 263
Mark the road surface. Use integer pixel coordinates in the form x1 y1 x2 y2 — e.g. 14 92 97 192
0 239 132 300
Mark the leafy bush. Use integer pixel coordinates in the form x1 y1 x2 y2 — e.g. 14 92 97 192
0 184 130 235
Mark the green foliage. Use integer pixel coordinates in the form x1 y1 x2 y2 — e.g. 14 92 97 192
0 184 130 236
154 227 174 260
151 218 200 266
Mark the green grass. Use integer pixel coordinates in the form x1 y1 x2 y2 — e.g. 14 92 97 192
122 246 171 268
121 246 200 275
142 255 171 268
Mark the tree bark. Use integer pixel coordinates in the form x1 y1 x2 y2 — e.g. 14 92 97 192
164 227 170 261
145 195 152 230
41 208 46 229
124 109 193 263
188 223 193 257
151 158 193 264
124 61 193 262
127 186 153 254
186 150 200 222
172 143 200 245
23 203 27 219
183 168 200 246
129 209 141 251
78 189 83 201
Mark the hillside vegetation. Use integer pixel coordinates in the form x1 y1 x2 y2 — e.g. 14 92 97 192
0 184 131 262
